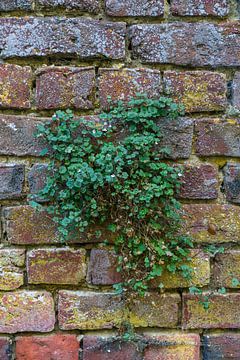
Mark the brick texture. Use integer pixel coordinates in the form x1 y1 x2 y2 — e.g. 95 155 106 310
0 164 25 200
0 0 32 11
0 249 25 290
38 0 100 12
28 164 48 201
213 251 240 288
223 162 240 204
170 0 229 17
0 337 12 360
105 0 164 17
202 333 240 359
232 72 240 109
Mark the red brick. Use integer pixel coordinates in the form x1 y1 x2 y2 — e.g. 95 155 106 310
39 0 99 12
144 333 200 360
130 22 240 66
0 64 32 109
203 333 240 359
0 249 25 290
98 68 162 109
179 164 218 199
105 0 164 17
28 164 48 201
27 248 86 284
232 72 240 110
213 251 240 288
58 291 124 330
163 71 227 112
0 0 32 11
87 249 121 285
0 18 126 60
82 336 142 360
223 162 240 204
170 0 229 17
16 334 79 360
0 291 55 333
36 67 95 110
183 293 240 329
0 164 24 200
0 337 11 360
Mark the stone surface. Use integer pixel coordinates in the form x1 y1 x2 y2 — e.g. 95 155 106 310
0 164 25 200
129 293 180 327
16 334 79 360
223 162 240 204
0 337 12 360
0 18 126 60
0 64 32 109
195 119 240 157
170 0 229 17
99 68 162 109
0 0 32 11
36 66 95 110
39 0 99 12
58 291 124 330
202 333 240 359
87 249 121 285
0 115 48 157
130 22 240 66
28 163 48 201
179 164 218 199
82 336 142 360
232 72 240 109
0 249 25 290
183 204 240 243
213 251 240 288
144 333 200 360
27 248 86 284
0 291 55 333
182 293 240 329
105 0 164 17
163 71 227 112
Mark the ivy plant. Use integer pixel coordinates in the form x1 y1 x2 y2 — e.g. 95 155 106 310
30 94 193 295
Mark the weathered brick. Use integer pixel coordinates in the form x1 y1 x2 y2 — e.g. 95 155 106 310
16 334 79 360
82 336 142 360
144 333 200 360
0 115 47 157
28 164 48 201
0 64 32 109
0 18 126 60
87 249 121 285
98 68 162 109
195 119 240 157
213 251 240 288
58 291 124 330
130 22 240 66
36 67 95 110
0 0 32 11
0 291 55 333
183 204 240 243
39 0 99 12
163 71 227 113
232 72 240 109
27 248 86 284
223 162 240 204
182 293 240 329
202 333 240 359
129 293 180 327
0 337 12 360
105 0 164 17
170 0 229 17
0 249 25 290
0 164 24 200
179 164 218 199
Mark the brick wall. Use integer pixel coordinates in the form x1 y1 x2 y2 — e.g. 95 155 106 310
0 0 239 359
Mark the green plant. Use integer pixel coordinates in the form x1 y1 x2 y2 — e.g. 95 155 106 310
30 94 193 295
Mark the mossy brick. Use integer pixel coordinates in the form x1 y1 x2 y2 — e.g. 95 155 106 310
105 0 164 17
130 22 240 66
36 67 95 110
0 0 32 11
0 164 24 200
0 249 25 290
0 64 32 109
58 291 124 330
182 204 240 243
16 334 79 360
82 336 142 360
128 293 180 328
163 71 227 113
0 337 12 360
87 249 121 285
38 0 99 13
202 333 240 359
144 332 200 360
179 164 218 199
28 164 48 202
0 291 55 333
170 0 229 17
232 72 240 110
182 293 240 329
195 119 240 157
0 18 126 60
27 248 86 285
223 162 240 204
213 251 240 288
